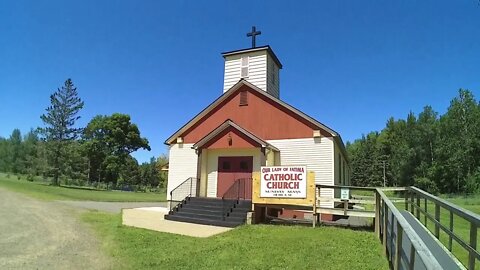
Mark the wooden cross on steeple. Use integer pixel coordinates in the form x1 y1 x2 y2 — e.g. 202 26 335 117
246 26 261 48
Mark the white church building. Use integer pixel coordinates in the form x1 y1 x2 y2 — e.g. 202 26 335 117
165 31 350 225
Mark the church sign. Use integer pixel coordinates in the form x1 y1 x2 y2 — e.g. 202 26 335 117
260 166 307 198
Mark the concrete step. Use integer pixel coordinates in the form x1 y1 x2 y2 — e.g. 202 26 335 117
180 204 224 211
164 214 242 228
173 212 245 223
168 197 250 227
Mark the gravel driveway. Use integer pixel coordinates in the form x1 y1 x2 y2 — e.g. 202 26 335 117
0 188 110 270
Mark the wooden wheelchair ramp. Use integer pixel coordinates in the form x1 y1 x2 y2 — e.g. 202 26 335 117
377 187 473 270
399 211 461 269
316 185 476 269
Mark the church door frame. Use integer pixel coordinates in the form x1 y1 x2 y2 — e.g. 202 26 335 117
216 156 253 198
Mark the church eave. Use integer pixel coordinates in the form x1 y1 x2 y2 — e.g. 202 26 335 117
192 119 279 151
221 45 283 69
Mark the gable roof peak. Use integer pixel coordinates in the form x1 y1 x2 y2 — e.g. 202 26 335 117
165 79 340 146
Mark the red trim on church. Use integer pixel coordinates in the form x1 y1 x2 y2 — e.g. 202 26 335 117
181 84 331 144
202 126 260 149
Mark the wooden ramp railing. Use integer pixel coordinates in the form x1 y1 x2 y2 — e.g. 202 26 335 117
376 188 444 270
406 187 480 269
315 185 476 269
315 185 405 220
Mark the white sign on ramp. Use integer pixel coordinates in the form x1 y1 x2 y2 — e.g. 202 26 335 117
260 166 307 198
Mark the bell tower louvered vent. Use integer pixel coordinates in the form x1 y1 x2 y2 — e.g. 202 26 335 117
222 46 282 99
240 56 249 78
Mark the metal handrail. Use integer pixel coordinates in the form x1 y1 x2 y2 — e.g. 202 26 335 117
222 178 252 221
222 180 240 221
169 177 199 212
376 188 443 270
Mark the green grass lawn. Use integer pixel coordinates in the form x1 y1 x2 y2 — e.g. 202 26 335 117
82 211 389 270
0 173 166 202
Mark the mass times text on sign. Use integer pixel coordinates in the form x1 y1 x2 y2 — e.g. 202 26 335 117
260 166 307 198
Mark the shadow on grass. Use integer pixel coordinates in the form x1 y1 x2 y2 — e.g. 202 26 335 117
267 217 375 232
58 185 110 192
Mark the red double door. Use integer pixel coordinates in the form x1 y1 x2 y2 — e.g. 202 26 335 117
217 156 253 199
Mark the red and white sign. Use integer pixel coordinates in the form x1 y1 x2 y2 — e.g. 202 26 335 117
260 166 307 198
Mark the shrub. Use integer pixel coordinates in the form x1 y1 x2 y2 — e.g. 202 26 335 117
107 182 115 190
26 174 34 182
97 182 108 190
63 178 70 186
77 179 85 187
414 177 439 195
465 170 480 195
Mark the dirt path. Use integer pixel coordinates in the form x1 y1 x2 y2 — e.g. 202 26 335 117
0 188 110 270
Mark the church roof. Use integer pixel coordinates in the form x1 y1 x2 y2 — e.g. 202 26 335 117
192 119 279 151
165 79 344 149
222 45 283 69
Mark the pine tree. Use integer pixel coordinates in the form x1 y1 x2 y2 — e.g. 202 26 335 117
40 79 84 185
8 129 23 173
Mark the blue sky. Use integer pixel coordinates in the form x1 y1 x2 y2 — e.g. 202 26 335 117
0 0 479 163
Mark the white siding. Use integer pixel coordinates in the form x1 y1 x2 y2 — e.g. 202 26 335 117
333 143 340 198
205 148 261 198
223 50 280 99
266 54 280 98
333 141 350 187
267 137 334 208
166 143 198 200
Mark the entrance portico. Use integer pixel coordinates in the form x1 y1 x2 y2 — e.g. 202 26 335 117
192 120 279 198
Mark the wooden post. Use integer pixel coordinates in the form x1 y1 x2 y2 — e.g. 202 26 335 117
343 200 348 216
434 204 440 239
410 192 415 215
383 202 388 255
391 211 395 260
416 196 420 219
313 187 317 228
375 192 381 238
395 221 403 270
424 198 427 225
404 189 408 211
449 211 453 251
469 222 477 270
409 244 416 270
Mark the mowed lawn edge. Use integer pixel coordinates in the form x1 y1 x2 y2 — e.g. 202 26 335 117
82 211 389 270
0 174 166 202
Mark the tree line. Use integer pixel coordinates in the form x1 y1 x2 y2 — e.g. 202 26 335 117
0 79 167 190
347 89 480 194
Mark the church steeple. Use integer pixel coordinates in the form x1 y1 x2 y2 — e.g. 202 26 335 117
222 27 282 99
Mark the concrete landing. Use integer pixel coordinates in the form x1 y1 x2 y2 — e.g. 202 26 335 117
122 207 233 237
